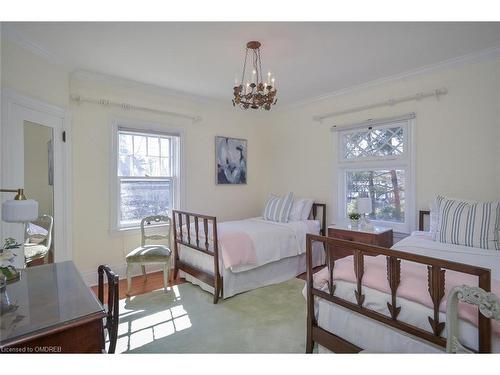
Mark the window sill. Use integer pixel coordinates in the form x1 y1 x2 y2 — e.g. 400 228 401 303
109 224 169 237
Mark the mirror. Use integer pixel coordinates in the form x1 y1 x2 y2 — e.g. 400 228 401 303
23 121 55 266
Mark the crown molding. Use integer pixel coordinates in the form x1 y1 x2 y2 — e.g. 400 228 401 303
70 69 229 107
2 25 229 107
278 44 500 111
2 24 70 69
4 23 500 112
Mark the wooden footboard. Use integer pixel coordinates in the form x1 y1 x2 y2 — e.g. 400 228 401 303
305 234 492 353
172 203 326 304
172 210 223 303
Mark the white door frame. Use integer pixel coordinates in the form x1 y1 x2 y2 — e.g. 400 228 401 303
1 88 72 263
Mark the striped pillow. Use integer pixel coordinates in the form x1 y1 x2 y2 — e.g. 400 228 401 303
263 192 294 223
434 195 500 250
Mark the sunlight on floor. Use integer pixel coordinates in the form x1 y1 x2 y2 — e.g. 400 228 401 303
111 285 192 353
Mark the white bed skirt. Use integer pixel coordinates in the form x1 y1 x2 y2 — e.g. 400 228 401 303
315 299 444 353
312 285 500 354
178 244 325 299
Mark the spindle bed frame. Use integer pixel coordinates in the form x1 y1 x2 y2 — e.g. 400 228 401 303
173 203 326 304
305 211 493 353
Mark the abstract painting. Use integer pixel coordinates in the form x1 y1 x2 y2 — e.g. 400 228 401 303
216 136 247 184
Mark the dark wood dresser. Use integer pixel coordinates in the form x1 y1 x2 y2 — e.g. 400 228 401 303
0 261 106 353
328 224 393 260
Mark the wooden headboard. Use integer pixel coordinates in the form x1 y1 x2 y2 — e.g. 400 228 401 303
419 210 431 231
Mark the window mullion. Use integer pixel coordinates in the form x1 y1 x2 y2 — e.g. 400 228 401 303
337 120 412 233
116 128 180 230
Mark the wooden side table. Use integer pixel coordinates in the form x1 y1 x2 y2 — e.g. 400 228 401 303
327 224 393 260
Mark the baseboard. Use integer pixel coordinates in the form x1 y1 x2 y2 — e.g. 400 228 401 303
80 262 165 287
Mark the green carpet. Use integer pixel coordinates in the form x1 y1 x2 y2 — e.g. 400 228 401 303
115 278 308 353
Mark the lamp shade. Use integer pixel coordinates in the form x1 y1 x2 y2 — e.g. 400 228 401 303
357 197 372 214
2 199 38 223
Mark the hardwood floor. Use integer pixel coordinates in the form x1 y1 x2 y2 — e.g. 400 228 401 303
91 269 185 300
92 265 326 300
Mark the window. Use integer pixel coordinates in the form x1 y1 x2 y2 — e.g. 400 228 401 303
337 117 414 233
113 127 180 230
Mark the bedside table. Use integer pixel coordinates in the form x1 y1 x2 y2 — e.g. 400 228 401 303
327 223 393 260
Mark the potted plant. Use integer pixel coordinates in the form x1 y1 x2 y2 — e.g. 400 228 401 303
0 237 20 283
348 212 361 229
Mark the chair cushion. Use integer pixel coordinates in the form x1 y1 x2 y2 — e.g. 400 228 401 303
24 244 49 260
126 245 171 263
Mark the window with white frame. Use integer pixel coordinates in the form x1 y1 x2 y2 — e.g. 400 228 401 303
114 128 180 230
337 116 415 233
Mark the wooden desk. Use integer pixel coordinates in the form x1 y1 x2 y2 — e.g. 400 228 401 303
0 261 106 353
328 224 393 260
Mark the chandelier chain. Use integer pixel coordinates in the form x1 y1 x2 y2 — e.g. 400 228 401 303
257 48 263 84
240 48 249 86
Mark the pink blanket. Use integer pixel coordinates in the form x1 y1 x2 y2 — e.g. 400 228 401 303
181 224 257 269
313 255 500 335
218 231 257 269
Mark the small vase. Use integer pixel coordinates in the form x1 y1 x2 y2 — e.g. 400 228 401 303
350 219 359 229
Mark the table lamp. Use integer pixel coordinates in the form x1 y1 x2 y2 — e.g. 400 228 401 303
1 188 38 223
357 197 372 229
1 188 38 271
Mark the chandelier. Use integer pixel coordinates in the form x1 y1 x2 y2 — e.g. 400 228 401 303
232 41 277 110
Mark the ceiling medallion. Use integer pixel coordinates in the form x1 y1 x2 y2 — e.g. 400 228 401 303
232 41 277 110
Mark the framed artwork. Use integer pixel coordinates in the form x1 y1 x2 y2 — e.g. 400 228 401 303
215 136 247 184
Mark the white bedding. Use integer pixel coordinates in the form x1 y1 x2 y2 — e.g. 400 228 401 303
182 217 320 273
395 231 500 279
230 218 319 272
307 232 500 353
182 247 325 299
179 217 325 298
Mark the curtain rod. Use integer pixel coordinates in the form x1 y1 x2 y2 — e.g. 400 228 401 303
330 113 415 132
313 87 447 123
70 94 202 123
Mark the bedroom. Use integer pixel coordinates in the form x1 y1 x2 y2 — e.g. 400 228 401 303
1 0 500 371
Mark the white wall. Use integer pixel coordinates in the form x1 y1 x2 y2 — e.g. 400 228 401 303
1 36 266 278
262 58 500 228
2 33 500 280
0 38 69 107
1 37 69 254
69 77 265 274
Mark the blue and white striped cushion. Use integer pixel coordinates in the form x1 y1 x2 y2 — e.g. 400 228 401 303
434 195 500 250
263 192 294 223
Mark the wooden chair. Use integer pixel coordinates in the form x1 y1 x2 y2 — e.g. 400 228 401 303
125 215 172 296
24 214 53 265
98 265 119 354
446 285 500 353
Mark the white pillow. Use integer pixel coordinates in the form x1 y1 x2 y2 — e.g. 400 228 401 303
263 192 294 223
429 197 439 234
300 198 315 220
434 195 500 250
289 199 306 221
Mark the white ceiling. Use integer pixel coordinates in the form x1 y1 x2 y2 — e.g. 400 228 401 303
4 22 500 105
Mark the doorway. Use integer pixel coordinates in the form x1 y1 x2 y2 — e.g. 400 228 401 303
23 121 55 265
1 90 71 268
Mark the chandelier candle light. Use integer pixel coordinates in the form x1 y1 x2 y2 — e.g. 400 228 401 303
233 41 277 110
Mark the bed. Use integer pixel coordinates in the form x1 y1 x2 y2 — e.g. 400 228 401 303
172 203 326 303
304 211 500 353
